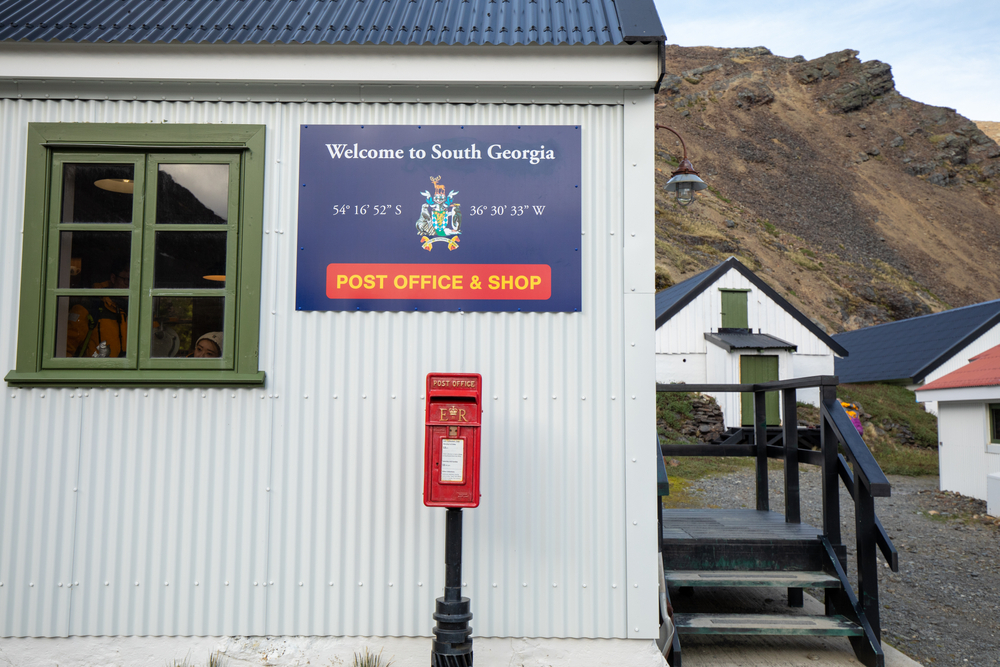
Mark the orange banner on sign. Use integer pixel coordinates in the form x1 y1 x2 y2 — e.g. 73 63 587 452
326 263 552 300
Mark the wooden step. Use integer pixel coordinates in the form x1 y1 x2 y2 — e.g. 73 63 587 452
661 510 827 571
666 570 840 588
674 613 863 636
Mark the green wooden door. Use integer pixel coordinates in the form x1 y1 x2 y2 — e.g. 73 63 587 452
740 355 779 426
720 289 749 329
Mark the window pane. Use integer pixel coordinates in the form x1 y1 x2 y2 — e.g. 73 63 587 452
157 164 229 224
55 295 129 358
151 296 225 358
61 164 135 223
57 231 131 289
993 407 1000 441
154 231 228 289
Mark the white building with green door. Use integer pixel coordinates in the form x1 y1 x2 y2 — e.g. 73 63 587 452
654 258 847 428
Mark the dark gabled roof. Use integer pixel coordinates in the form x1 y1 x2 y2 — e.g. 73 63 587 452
655 256 847 356
0 0 665 47
705 332 797 352
832 299 1000 384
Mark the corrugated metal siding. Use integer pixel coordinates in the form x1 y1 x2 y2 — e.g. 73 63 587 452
0 0 628 46
0 97 628 638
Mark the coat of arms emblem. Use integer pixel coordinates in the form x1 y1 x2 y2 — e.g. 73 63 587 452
415 176 462 251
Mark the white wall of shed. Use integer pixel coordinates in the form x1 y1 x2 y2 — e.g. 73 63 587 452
937 401 1000 500
654 353 706 386
791 354 835 408
0 95 654 640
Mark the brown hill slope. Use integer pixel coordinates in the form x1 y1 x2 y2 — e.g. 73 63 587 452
654 46 1000 332
978 121 1000 145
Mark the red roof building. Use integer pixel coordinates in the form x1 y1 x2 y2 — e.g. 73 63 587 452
916 344 1000 508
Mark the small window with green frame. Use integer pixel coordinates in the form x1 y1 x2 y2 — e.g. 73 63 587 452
990 403 1000 445
6 123 266 387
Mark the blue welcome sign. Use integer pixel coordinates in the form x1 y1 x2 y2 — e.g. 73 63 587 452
296 125 581 312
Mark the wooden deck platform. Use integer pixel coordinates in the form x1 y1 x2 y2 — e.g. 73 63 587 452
662 509 822 542
662 509 828 572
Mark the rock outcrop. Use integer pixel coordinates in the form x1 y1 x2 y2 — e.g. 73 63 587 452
653 45 1000 333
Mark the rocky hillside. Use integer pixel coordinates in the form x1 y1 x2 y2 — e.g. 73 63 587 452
654 46 1000 332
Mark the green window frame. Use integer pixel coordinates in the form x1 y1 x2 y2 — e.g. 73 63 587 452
989 404 1000 445
5 123 266 387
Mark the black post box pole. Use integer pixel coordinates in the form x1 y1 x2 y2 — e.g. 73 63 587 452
432 508 473 666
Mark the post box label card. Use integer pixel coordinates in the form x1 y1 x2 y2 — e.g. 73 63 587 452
440 438 465 483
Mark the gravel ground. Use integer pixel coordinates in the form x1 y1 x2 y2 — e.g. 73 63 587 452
683 466 1000 666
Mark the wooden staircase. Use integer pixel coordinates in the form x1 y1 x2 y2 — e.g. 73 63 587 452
656 377 898 667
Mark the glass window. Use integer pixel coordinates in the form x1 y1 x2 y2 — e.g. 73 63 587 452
990 404 1000 444
6 124 265 387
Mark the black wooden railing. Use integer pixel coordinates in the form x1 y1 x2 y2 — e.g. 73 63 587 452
657 375 898 667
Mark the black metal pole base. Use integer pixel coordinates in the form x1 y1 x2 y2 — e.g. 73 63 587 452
431 595 473 667
431 508 473 667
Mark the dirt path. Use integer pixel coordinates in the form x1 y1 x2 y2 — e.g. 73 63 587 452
682 467 1000 666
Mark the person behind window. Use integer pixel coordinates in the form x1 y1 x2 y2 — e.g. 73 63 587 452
193 331 223 358
65 261 129 358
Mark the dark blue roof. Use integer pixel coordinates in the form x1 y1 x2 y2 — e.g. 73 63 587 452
832 299 1000 384
0 0 664 46
655 257 847 356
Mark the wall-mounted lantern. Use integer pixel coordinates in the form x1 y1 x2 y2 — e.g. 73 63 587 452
656 124 707 206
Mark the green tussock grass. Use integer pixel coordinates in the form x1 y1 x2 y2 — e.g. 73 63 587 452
837 383 939 476
656 390 697 441
168 652 227 667
350 648 394 667
863 436 939 476
837 383 938 448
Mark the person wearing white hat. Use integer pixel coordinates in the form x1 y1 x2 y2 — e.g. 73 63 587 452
193 331 223 358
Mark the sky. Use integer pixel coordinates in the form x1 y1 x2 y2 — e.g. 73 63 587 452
653 0 1000 121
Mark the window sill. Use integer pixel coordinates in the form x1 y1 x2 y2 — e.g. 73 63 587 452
987 443 1000 455
4 369 265 388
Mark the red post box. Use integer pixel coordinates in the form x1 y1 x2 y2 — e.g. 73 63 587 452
423 372 482 508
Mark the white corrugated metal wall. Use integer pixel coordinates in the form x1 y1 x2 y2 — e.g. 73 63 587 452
0 97 638 639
